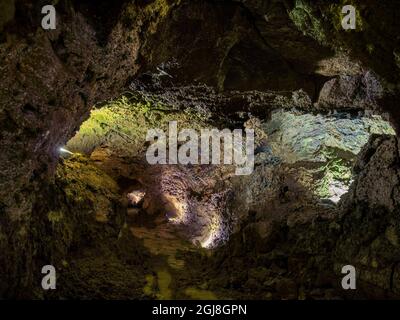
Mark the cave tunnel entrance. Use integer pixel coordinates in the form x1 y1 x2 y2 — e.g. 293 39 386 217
2 0 400 302
59 88 396 256
46 66 399 299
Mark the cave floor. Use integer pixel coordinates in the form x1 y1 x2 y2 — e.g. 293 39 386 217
129 210 221 300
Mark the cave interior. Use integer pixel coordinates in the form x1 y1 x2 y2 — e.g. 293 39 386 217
1 0 400 300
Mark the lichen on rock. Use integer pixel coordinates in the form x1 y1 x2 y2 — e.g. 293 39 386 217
262 109 395 201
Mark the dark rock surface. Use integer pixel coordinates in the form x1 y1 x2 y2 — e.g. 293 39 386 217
0 0 145 296
336 135 400 298
317 72 385 113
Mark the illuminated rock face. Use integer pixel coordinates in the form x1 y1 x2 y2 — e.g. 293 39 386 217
152 165 232 249
65 86 396 254
263 109 395 202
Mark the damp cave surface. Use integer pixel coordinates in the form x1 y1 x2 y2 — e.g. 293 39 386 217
1 0 400 301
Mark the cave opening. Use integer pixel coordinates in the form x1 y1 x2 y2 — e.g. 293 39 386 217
60 87 395 256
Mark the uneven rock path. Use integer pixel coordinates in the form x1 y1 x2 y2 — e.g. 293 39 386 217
129 212 219 300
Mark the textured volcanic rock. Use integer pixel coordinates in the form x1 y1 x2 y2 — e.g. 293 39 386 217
66 92 213 156
206 0 400 128
44 154 149 299
65 93 236 248
316 72 386 113
344 135 400 211
0 0 151 296
0 153 146 298
285 0 400 131
191 171 340 299
138 0 322 95
335 135 400 298
286 0 400 83
193 134 400 299
265 110 394 164
263 109 394 201
90 146 235 249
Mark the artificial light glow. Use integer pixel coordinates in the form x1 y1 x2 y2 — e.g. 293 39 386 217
127 190 146 206
59 147 74 155
200 216 222 249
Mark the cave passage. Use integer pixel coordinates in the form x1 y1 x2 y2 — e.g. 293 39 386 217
54 89 395 299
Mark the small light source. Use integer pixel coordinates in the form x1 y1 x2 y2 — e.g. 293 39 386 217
328 180 351 204
59 147 73 155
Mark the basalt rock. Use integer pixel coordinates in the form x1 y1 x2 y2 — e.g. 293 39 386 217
0 0 159 296
0 153 135 297
316 72 385 113
198 134 400 299
335 135 400 298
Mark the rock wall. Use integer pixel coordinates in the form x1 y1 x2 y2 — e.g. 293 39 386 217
336 135 400 298
196 134 400 299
